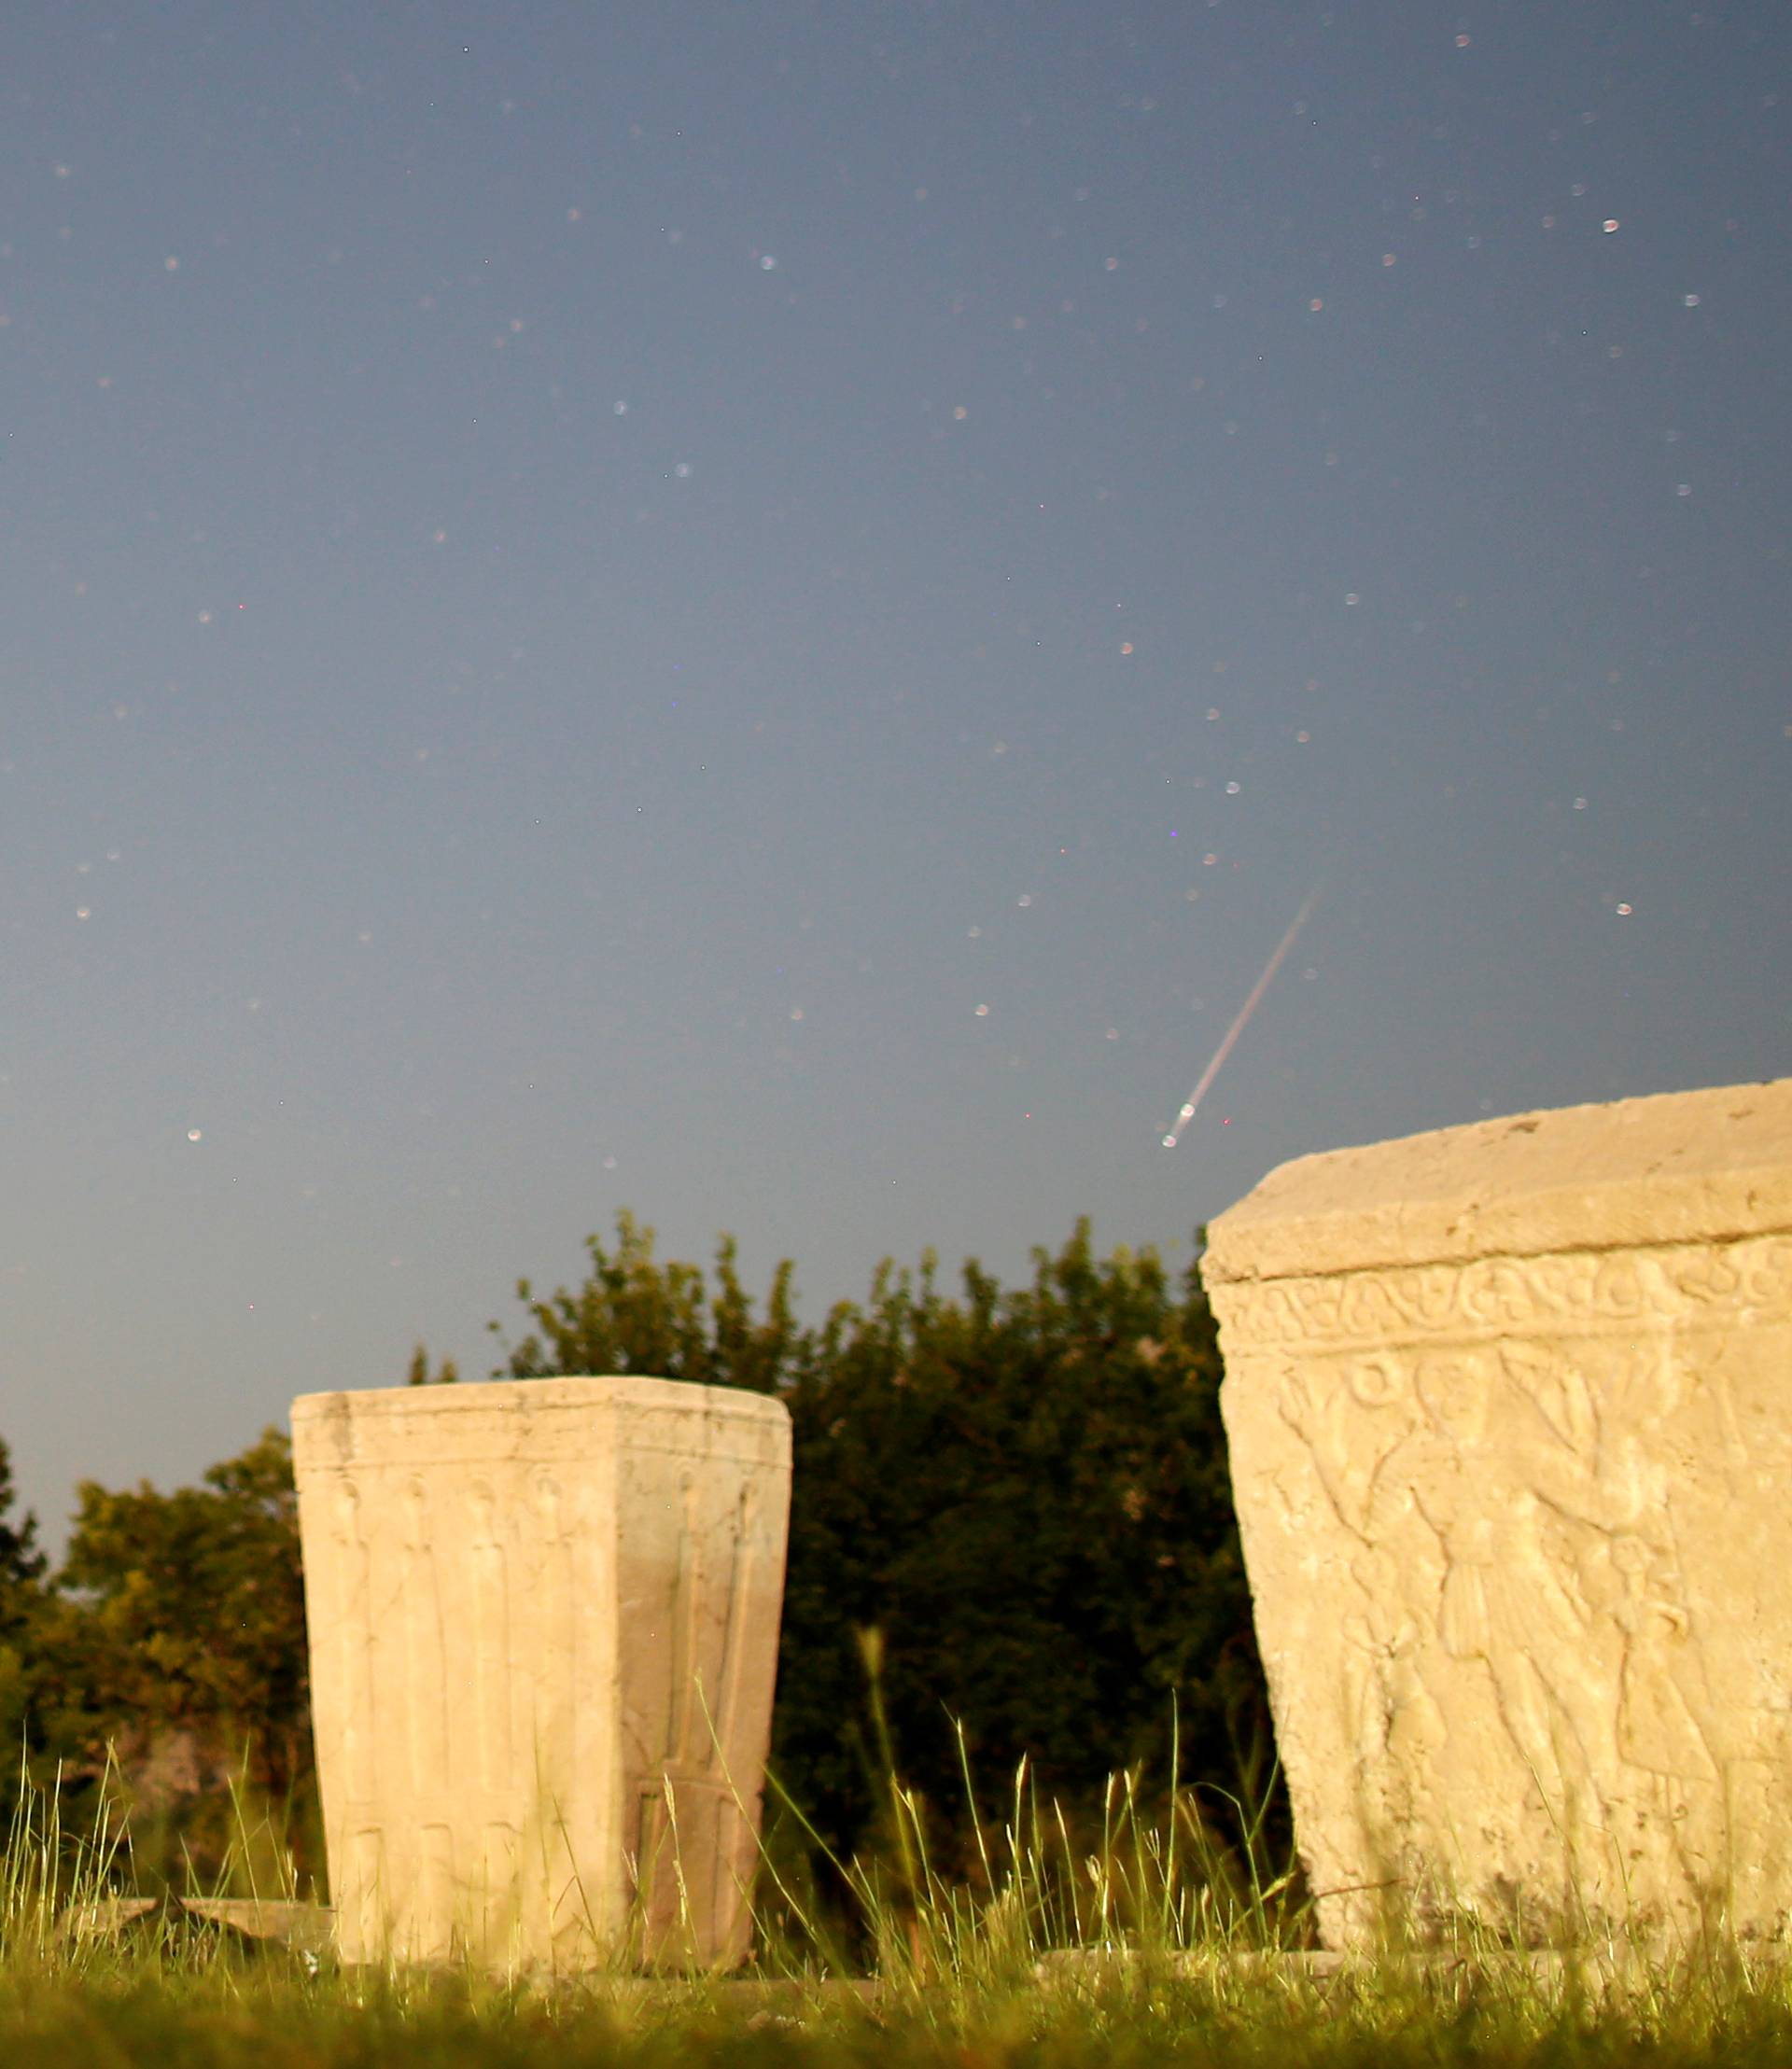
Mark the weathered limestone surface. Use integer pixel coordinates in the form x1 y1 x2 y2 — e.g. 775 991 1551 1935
1201 1079 1792 1949
291 1377 791 1970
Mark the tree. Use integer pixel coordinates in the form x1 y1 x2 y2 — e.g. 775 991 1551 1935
494 1207 803 1396
11 1214 1267 1903
773 1222 1269 1869
487 1211 1274 1876
47 1428 315 1882
0 1436 49 1782
0 1435 47 1627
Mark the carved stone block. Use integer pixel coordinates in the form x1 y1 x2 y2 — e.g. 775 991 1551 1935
290 1377 791 1971
1201 1079 1792 1948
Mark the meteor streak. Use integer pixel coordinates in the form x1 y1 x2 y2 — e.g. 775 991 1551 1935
1161 882 1323 1149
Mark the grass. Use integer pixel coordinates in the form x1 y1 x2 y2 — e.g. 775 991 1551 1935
5 1746 1792 2068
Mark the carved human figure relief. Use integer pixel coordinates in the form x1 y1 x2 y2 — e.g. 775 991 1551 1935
709 1480 761 1770
1281 1346 1631 1846
665 1469 707 1767
1595 1530 1730 1908
400 1477 449 1794
330 1478 376 1801
1341 1545 1447 1772
531 1471 575 1805
468 1481 512 1793
1608 1534 1717 1774
1333 1543 1447 1896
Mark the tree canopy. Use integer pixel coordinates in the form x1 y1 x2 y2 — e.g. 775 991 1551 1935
4 1212 1274 1900
14 1428 314 1886
497 1212 1270 1868
0 1437 49 1777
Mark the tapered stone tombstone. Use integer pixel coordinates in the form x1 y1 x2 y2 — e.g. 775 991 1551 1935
291 1377 791 1971
1202 1080 1792 1949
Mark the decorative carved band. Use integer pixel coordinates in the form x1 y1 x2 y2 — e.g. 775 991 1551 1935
1211 1234 1792 1353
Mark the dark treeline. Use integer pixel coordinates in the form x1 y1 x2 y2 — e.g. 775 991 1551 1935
0 1215 1276 1901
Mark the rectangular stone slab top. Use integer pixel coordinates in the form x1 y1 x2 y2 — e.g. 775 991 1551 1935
290 1373 791 1475
1200 1078 1792 1950
1201 1077 1792 1286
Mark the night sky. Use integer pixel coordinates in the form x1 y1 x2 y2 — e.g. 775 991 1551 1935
4 3 1787 1546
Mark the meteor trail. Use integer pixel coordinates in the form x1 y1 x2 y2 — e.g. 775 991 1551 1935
1161 882 1323 1149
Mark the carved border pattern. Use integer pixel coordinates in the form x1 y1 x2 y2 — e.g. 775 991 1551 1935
1213 1235 1792 1352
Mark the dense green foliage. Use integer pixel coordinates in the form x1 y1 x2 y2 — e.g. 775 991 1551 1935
0 1442 45 1606
2 1431 315 1885
0 1440 49 1770
50 1433 312 1801
1 1216 1271 1898
496 1214 1270 1871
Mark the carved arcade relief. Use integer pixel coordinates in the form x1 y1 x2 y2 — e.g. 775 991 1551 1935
292 1377 792 1971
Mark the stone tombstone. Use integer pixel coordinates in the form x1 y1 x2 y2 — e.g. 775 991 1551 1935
290 1376 791 1971
1200 1079 1792 1950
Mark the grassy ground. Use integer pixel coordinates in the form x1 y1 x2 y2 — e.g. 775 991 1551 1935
7 1761 1791 2066
10 1940 1792 2069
